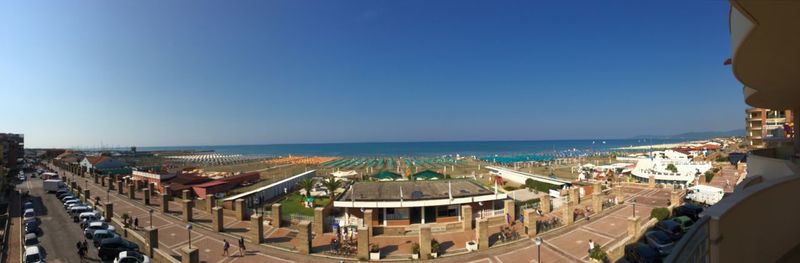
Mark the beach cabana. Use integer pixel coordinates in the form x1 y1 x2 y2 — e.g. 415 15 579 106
373 170 402 181
332 170 358 178
413 170 444 181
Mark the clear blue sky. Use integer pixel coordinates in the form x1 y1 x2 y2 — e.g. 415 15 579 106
1 1 745 148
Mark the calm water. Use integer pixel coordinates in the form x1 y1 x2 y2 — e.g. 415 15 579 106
137 139 684 157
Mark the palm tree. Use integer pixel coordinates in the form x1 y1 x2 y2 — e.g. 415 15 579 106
322 177 342 201
299 178 314 196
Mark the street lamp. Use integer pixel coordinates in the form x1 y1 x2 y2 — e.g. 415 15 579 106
186 223 193 249
534 236 543 263
632 198 637 217
149 208 154 229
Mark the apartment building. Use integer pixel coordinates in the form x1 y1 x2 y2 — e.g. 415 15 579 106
745 107 793 148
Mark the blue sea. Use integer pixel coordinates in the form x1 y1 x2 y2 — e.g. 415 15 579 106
136 139 685 157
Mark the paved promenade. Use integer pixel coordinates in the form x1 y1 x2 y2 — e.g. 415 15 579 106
50 163 670 262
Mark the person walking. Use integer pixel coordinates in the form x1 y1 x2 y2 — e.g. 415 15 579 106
237 236 245 256
222 239 230 256
134 217 139 230
588 239 595 255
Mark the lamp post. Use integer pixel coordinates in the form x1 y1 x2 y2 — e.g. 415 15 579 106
534 236 543 263
632 198 637 217
107 189 110 203
186 223 193 249
149 208 154 228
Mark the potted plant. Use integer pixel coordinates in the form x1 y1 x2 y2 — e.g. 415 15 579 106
589 246 609 263
430 239 440 258
369 243 381 260
466 240 478 252
411 242 420 259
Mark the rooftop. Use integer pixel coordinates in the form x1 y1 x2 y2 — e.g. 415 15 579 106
338 179 495 202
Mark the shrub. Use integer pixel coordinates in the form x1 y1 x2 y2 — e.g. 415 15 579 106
503 185 517 191
431 239 440 253
369 243 380 253
705 171 715 182
650 207 670 221
716 155 728 162
589 246 609 262
411 242 420 254
666 164 678 173
525 178 560 193
712 167 720 173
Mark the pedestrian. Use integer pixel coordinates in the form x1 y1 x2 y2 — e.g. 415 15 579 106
223 239 230 256
76 241 82 252
78 247 86 262
134 217 139 230
82 240 88 251
237 236 245 256
588 239 595 255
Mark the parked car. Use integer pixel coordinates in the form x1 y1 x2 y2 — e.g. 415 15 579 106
670 216 694 232
25 220 41 235
655 220 684 241
92 229 120 247
672 204 704 221
56 191 71 199
624 243 662 263
24 245 46 263
113 250 151 263
24 233 40 248
23 201 35 211
64 199 80 209
98 237 139 261
644 230 675 256
79 212 104 228
60 195 76 202
24 217 41 228
84 221 116 238
23 209 37 222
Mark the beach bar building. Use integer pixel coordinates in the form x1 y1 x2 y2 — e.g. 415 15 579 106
333 179 508 228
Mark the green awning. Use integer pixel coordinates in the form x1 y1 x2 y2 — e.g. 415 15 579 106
413 170 444 180
373 170 402 181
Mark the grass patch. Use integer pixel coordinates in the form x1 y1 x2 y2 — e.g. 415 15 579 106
279 192 330 217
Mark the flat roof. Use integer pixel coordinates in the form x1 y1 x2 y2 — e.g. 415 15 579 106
338 179 494 202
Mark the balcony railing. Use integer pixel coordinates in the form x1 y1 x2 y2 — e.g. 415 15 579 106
748 146 800 180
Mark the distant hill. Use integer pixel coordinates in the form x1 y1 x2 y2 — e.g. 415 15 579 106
631 129 744 140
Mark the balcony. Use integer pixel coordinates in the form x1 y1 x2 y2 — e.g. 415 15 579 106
668 170 800 262
747 146 800 180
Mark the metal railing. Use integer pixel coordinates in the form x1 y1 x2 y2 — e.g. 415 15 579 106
665 216 710 263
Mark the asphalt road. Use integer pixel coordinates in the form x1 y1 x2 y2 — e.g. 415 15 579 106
18 171 99 263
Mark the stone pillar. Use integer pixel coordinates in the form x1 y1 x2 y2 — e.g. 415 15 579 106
627 216 640 243
252 214 264 243
148 182 155 196
104 203 114 222
101 176 106 187
297 220 311 254
562 202 574 225
182 200 193 222
117 180 124 195
364 209 374 236
182 189 191 200
524 209 537 237
212 207 223 232
205 194 216 212
235 199 247 221
163 186 172 200
83 189 90 202
592 190 603 213
136 180 144 191
161 194 170 213
476 218 489 250
180 246 199 263
128 184 136 199
145 227 159 258
648 175 656 188
503 199 515 221
670 190 681 207
313 207 324 235
143 189 151 205
93 174 99 184
357 226 369 259
571 187 581 204
541 195 552 214
271 203 281 227
461 205 473 230
419 224 432 259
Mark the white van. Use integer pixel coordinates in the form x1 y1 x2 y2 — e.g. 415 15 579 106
685 185 724 205
24 245 46 263
43 179 65 192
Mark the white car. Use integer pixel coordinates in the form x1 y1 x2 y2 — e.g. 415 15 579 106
113 251 150 263
24 245 46 263
24 233 39 248
84 221 116 238
64 200 80 209
23 209 36 221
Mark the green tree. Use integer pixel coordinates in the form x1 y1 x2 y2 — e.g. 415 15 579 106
589 246 609 262
705 171 715 182
666 164 678 173
298 178 314 196
322 177 342 201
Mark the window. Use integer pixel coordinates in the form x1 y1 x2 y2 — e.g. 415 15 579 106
437 205 458 217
